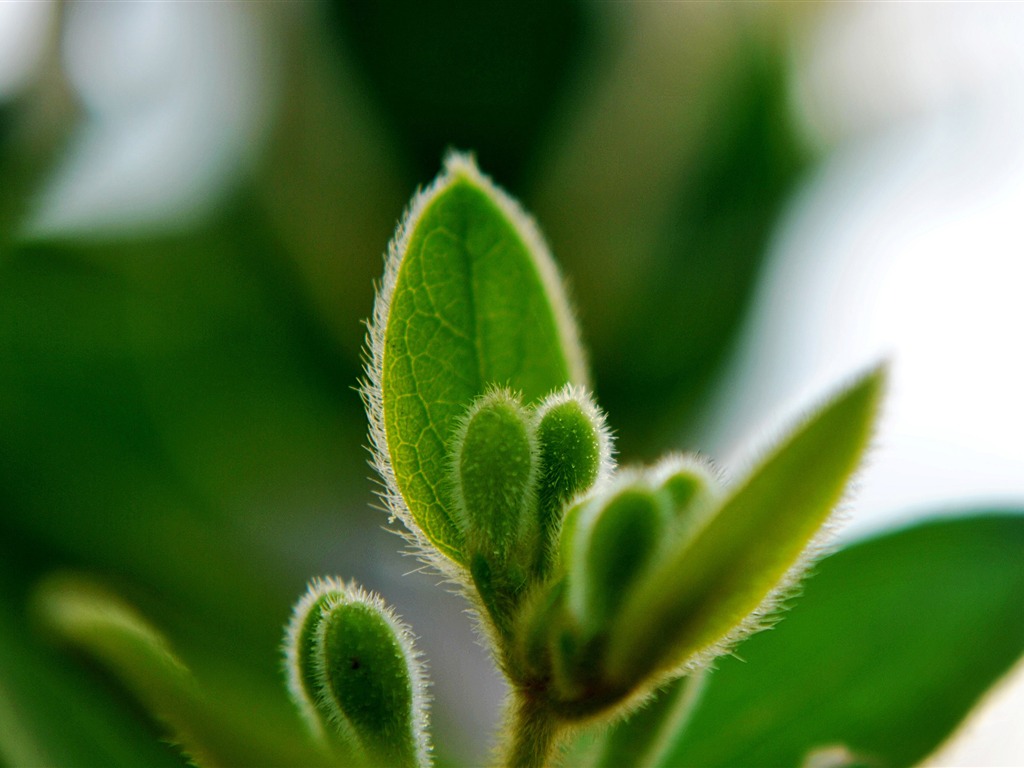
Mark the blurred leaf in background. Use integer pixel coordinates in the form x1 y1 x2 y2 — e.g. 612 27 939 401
530 5 810 457
327 0 593 191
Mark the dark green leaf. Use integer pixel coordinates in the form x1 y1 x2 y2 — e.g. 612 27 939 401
662 513 1024 767
535 33 810 457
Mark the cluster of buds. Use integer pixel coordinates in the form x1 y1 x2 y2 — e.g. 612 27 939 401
449 370 881 721
448 384 613 637
282 156 882 764
284 366 880 754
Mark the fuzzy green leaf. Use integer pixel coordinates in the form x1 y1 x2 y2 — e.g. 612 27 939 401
661 513 1024 767
593 671 707 768
608 367 884 684
366 153 585 564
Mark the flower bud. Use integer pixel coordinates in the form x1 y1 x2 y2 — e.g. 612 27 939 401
653 455 721 538
534 385 613 575
451 389 538 564
283 579 430 768
605 368 884 689
565 483 665 632
450 389 539 631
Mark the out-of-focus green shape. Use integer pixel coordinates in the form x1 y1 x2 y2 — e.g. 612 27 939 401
327 0 591 189
0 85 74 248
0 568 183 767
34 574 333 768
610 44 808 455
34 574 217 767
661 513 1024 767
0 198 373 764
608 367 883 685
254 7 407 359
593 671 706 768
533 8 810 456
566 486 663 634
0 196 367 655
372 156 584 564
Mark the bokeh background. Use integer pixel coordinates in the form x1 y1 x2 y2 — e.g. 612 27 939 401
1 2 1022 765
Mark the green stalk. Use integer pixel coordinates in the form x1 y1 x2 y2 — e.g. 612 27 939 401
503 693 562 768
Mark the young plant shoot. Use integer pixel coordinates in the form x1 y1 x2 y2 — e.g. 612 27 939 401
31 152 1024 768
332 152 882 767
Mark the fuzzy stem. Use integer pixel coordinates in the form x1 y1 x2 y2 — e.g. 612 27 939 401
503 693 561 768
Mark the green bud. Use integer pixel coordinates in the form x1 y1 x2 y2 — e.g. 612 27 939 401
534 385 613 575
469 551 523 637
283 579 430 768
451 388 538 564
556 497 591 575
606 367 885 689
512 579 567 681
450 389 541 632
284 578 347 742
652 455 721 539
566 480 666 632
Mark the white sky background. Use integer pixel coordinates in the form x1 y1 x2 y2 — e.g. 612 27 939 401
700 4 1024 765
0 0 52 101
2 0 275 239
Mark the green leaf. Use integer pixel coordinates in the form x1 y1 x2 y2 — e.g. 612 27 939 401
0 550 185 767
607 367 884 685
365 153 586 565
661 513 1024 767
535 31 809 456
0 617 183 768
35 574 333 768
34 574 217 767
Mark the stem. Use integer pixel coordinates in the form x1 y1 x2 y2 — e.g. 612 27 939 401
593 670 707 768
503 692 561 768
